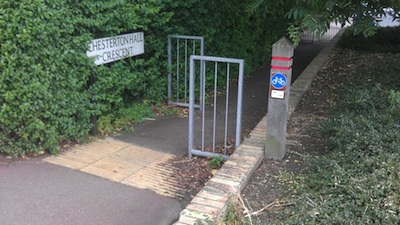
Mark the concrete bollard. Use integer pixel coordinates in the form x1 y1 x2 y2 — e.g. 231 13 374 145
265 37 294 160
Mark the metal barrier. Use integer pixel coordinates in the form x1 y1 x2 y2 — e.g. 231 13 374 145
300 22 343 42
188 55 244 159
168 35 204 109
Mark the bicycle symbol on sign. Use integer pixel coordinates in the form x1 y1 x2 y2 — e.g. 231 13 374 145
270 73 287 89
271 77 286 86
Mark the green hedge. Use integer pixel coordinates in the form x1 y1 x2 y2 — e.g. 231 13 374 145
166 0 289 72
0 0 288 155
0 0 92 155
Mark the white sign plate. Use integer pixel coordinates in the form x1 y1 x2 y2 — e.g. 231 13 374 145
87 32 144 65
271 90 285 99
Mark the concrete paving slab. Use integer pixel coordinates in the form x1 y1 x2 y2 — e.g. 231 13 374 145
44 137 186 198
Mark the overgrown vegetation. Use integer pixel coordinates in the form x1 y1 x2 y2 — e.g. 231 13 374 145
97 103 155 135
208 155 224 169
222 27 400 224
0 0 289 155
277 58 400 224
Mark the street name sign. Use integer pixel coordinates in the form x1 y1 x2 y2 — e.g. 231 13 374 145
87 32 144 65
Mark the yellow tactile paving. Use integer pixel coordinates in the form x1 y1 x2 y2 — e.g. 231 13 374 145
43 137 184 198
121 154 186 198
112 146 166 166
86 157 143 177
43 156 87 170
54 151 98 165
81 166 128 182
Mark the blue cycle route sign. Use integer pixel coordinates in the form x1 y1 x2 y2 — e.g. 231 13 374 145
271 73 287 89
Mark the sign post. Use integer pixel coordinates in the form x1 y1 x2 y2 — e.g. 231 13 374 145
87 32 144 65
265 37 294 160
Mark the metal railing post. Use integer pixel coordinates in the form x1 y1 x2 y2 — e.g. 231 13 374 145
188 55 244 159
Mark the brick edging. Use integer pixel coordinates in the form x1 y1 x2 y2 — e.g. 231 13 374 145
174 29 345 225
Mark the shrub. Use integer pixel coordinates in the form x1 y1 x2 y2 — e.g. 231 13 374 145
96 103 154 136
0 0 93 155
273 52 400 224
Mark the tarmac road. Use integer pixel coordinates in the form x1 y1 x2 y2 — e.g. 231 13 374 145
0 157 182 225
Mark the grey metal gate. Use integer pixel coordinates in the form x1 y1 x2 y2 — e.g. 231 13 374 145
188 55 244 159
168 35 204 108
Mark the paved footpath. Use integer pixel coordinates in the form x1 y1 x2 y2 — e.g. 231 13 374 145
0 39 334 225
